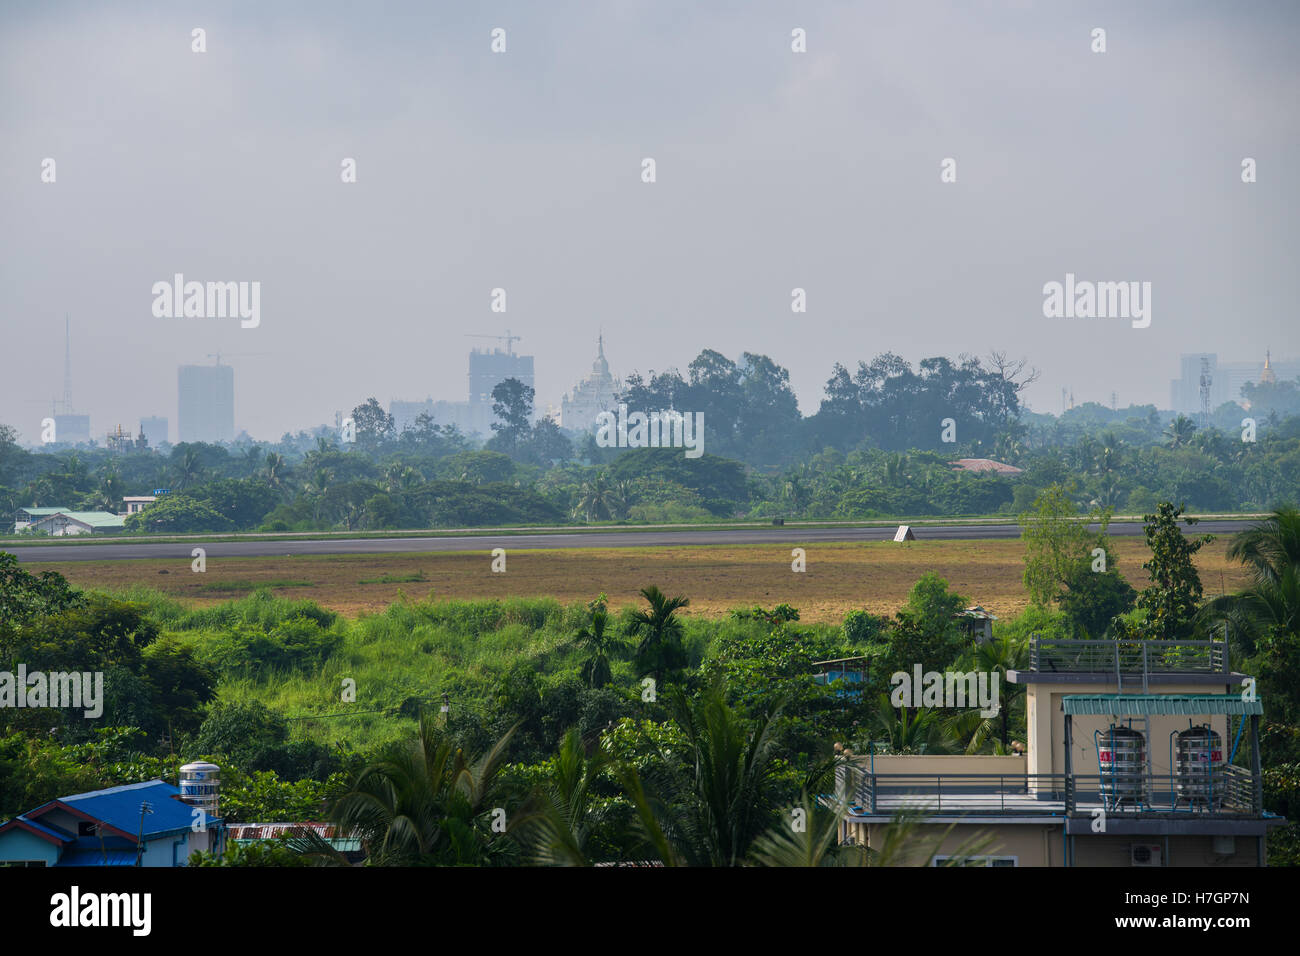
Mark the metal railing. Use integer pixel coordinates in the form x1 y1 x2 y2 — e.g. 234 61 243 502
1067 770 1255 815
841 768 1259 817
841 771 1067 815
1029 637 1227 676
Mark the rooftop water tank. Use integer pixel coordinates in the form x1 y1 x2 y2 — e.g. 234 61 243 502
179 761 220 817
1174 725 1224 809
1097 725 1146 810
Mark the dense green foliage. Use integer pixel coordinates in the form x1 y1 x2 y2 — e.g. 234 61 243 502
2 499 1299 864
3 350 1298 536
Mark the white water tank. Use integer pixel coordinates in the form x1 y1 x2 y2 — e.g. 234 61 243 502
179 761 220 817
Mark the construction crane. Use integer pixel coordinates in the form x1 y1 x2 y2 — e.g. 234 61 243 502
206 352 269 365
465 331 521 355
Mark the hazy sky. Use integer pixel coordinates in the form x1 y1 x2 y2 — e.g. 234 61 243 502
3 1 1297 444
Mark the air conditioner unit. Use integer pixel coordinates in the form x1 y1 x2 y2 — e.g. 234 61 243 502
1130 843 1162 867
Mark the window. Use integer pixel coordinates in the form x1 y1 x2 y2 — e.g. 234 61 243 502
932 855 1018 867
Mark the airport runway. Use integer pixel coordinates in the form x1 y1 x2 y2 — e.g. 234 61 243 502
2 519 1255 563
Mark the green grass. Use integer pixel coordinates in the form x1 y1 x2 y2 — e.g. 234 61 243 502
358 571 426 585
196 579 315 593
110 586 838 754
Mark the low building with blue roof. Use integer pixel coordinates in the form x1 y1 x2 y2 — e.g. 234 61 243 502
0 779 224 867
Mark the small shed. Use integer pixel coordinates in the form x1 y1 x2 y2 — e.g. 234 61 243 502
957 605 998 643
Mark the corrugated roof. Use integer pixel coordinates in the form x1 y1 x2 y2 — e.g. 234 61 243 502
1063 694 1263 716
51 780 217 836
56 511 126 528
53 848 137 866
18 507 67 516
0 816 75 844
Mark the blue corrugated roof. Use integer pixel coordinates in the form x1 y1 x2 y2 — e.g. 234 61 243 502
0 815 74 843
53 848 137 866
55 780 217 836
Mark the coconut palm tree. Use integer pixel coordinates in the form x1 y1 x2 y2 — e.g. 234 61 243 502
570 599 621 688
517 727 611 866
627 585 690 683
385 464 421 494
1199 507 1300 657
305 469 331 523
263 452 287 489
869 693 954 754
1165 414 1197 448
615 685 785 867
749 795 994 867
570 471 624 522
328 713 520 866
174 447 204 489
946 633 1029 753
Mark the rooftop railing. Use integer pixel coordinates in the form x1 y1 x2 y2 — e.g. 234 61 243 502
841 765 1258 817
1028 637 1228 677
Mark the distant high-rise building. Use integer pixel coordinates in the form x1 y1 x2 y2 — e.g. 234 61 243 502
52 414 91 445
178 364 234 443
391 346 536 439
469 348 534 407
1171 352 1300 413
140 416 168 448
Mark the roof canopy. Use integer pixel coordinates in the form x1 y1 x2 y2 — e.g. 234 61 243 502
1063 694 1263 717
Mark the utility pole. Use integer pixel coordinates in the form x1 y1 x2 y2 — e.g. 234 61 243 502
134 801 154 866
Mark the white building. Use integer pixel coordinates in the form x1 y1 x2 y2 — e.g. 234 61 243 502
560 336 620 432
27 511 125 536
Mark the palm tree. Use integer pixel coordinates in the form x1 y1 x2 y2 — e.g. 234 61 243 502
263 452 287 489
25 475 56 507
174 448 204 489
571 600 621 688
1165 414 1197 448
946 633 1029 752
305 469 331 523
83 471 126 513
869 693 954 754
517 728 611 866
329 713 519 866
749 795 994 867
627 585 690 683
241 444 263 476
570 472 624 522
615 685 785 866
1199 507 1300 658
385 464 420 494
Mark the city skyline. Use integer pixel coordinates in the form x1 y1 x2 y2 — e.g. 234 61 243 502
4 1 1297 443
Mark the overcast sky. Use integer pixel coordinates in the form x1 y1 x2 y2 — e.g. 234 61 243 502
3 1 1297 444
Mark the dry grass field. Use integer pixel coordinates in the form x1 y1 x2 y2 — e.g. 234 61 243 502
25 537 1253 624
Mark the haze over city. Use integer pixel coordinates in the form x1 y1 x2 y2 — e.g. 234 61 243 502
2 0 1297 443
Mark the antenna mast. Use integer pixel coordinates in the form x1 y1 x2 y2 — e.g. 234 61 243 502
63 314 72 411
